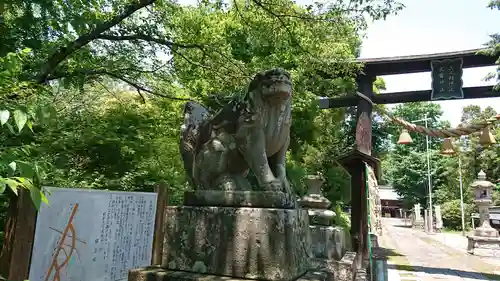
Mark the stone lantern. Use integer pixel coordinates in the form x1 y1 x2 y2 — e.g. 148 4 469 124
298 175 335 224
472 171 497 237
467 170 500 257
298 174 351 281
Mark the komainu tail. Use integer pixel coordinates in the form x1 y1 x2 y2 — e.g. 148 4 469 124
179 101 210 186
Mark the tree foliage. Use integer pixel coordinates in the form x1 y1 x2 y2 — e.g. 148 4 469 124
485 0 500 89
382 102 500 230
0 0 406 251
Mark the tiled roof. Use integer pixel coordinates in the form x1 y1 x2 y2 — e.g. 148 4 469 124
378 185 400 201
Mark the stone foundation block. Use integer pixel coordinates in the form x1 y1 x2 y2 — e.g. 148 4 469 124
467 235 500 258
310 226 349 261
354 269 367 281
412 219 424 229
162 206 311 281
309 259 336 281
129 268 326 281
335 252 357 281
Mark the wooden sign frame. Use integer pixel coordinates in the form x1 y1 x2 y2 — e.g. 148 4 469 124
0 185 168 281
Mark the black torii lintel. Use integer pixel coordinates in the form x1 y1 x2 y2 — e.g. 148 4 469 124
358 48 496 76
320 48 499 109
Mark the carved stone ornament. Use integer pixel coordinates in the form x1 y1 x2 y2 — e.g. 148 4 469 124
179 68 293 194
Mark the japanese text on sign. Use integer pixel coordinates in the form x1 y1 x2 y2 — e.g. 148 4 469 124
430 58 464 100
29 187 157 281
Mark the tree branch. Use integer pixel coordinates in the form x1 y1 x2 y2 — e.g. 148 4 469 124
47 69 191 101
96 34 206 50
36 0 157 83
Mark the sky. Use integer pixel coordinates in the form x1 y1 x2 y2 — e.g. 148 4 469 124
178 0 500 126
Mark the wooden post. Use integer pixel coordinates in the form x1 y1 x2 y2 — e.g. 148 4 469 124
151 182 168 265
337 74 378 270
0 189 38 281
355 74 374 268
354 74 374 156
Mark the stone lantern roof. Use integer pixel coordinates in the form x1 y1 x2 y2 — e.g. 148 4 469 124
471 170 495 189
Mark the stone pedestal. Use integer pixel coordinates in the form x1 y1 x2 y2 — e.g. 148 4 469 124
466 171 500 258
129 267 328 281
467 236 500 258
162 204 311 281
127 187 319 281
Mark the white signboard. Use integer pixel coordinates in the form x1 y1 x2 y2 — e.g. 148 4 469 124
29 187 157 281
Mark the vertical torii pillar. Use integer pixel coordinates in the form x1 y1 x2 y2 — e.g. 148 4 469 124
337 74 380 270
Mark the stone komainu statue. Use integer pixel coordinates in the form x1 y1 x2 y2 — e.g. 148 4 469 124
179 68 293 194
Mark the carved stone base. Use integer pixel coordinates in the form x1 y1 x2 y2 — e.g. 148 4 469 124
473 225 499 238
310 225 350 261
128 267 327 281
184 191 297 209
467 235 500 258
162 206 311 281
307 209 336 226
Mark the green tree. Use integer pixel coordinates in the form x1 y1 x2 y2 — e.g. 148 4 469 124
484 0 500 89
382 102 452 208
0 0 407 251
441 199 474 230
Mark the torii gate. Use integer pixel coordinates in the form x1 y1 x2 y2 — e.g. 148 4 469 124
319 48 499 268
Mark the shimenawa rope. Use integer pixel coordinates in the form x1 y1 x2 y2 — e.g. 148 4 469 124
354 92 500 138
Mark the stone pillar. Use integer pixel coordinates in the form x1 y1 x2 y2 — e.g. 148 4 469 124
435 205 443 231
467 171 500 257
424 209 429 232
412 203 424 229
298 175 350 281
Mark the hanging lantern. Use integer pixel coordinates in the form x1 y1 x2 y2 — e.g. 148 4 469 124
440 138 456 156
479 126 496 145
397 129 413 144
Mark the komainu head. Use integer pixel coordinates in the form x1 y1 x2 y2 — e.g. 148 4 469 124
248 68 292 106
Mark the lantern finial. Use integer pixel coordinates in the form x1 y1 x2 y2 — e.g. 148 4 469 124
478 170 486 180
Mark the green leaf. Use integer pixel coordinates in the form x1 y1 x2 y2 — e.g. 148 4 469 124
13 110 27 133
4 179 19 195
5 123 16 134
40 190 49 205
34 164 42 185
0 179 6 194
8 161 16 172
26 119 34 133
30 186 42 210
17 161 35 178
0 110 9 125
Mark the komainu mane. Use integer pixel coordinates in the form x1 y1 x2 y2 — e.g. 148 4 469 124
179 68 293 194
